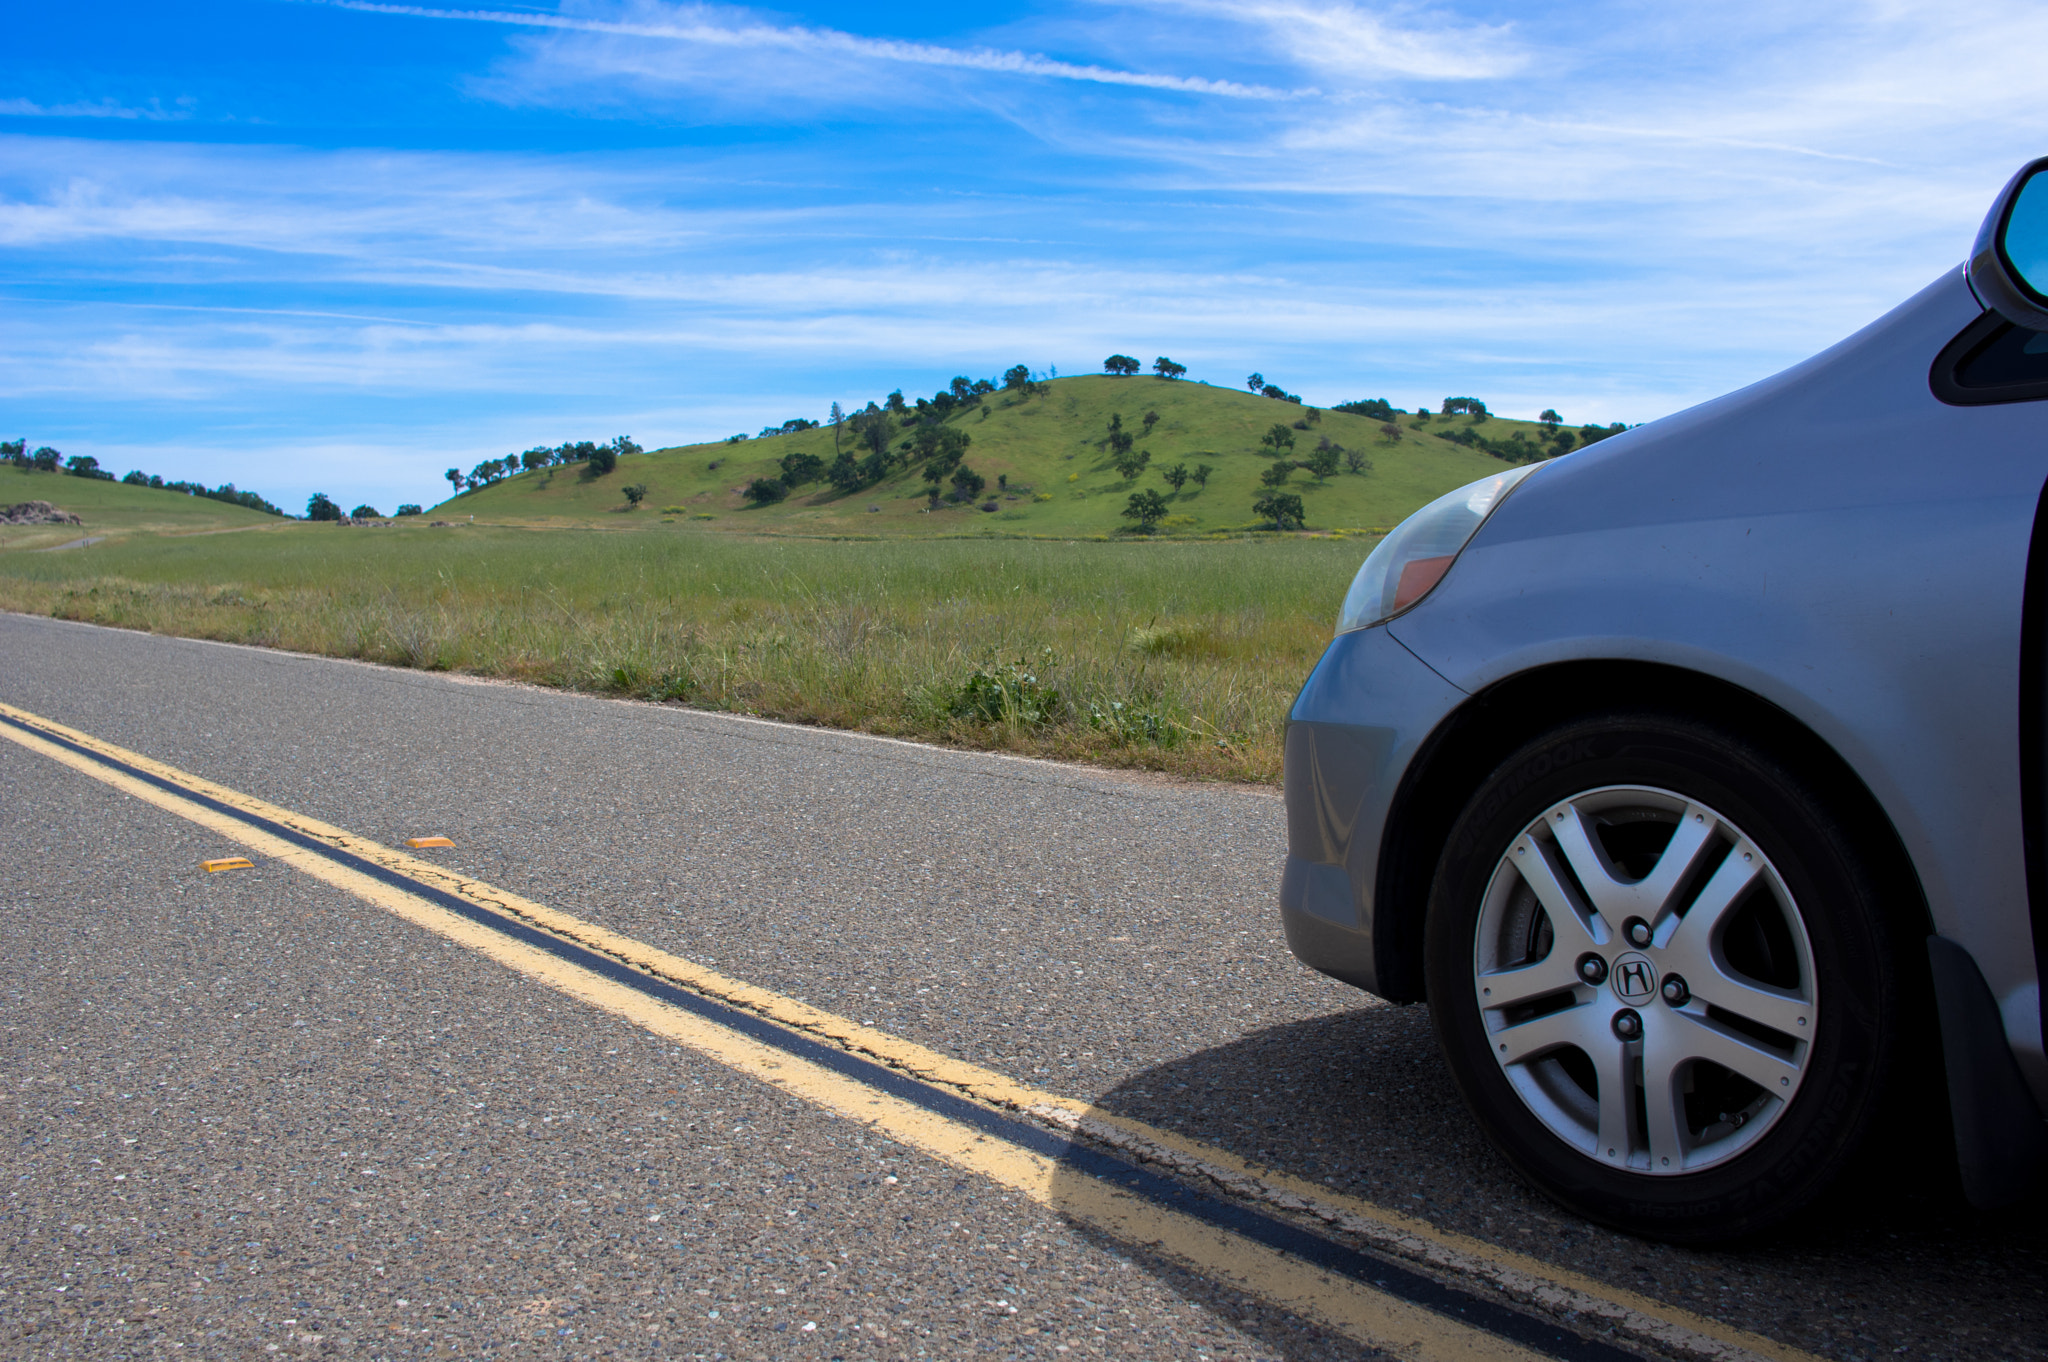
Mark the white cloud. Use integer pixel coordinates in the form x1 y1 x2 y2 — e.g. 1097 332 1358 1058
0 96 194 121
319 0 1297 99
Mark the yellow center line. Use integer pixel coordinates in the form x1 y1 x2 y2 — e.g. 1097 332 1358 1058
0 700 1813 1362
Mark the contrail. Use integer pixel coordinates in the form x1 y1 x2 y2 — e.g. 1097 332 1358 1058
315 0 1302 100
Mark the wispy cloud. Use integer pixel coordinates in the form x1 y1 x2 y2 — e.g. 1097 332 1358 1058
0 96 195 121
316 0 1299 98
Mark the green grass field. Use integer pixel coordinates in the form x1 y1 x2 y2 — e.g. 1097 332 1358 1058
445 375 1522 538
0 522 1374 779
0 378 1562 779
0 465 284 551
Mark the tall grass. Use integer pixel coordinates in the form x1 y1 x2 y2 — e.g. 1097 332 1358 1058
0 526 1374 780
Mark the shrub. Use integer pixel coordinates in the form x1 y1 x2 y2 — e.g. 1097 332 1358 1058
950 654 1063 726
743 477 786 504
623 484 648 506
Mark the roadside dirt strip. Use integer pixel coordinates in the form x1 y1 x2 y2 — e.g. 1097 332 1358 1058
0 699 1804 1362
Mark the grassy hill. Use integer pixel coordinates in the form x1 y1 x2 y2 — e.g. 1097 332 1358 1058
0 466 286 552
439 376 1534 537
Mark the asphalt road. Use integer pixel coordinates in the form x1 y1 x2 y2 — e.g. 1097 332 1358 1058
3 611 2045 1360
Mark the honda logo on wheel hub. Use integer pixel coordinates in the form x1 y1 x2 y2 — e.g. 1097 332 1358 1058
1610 952 1658 1006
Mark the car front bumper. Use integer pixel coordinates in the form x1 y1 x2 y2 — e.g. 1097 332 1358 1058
1279 624 1468 999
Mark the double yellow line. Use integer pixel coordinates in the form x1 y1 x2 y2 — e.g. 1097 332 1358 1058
0 699 1807 1362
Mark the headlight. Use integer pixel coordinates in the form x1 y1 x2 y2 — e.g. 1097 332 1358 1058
1335 464 1540 634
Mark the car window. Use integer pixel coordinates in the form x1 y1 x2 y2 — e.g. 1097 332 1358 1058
1933 311 2048 404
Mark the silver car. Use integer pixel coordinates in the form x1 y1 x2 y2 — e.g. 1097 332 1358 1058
1280 158 2048 1242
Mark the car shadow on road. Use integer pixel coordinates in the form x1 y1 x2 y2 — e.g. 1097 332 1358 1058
1046 1001 2048 1362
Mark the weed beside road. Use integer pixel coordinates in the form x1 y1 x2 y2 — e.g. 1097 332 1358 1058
0 525 1375 780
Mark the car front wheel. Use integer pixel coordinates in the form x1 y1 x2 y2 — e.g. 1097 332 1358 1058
1424 711 1898 1242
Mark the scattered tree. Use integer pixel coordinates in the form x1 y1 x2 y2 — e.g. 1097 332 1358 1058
587 442 619 476
1104 354 1142 376
623 484 647 506
1252 490 1306 531
830 401 845 451
1113 447 1152 481
1152 356 1186 380
885 390 908 416
445 468 464 495
1539 408 1562 426
1259 423 1297 459
1344 447 1371 475
1441 396 1489 417
31 446 60 472
1163 462 1189 493
1246 372 1265 393
396 504 423 516
780 451 825 486
350 504 381 519
0 439 23 467
1579 421 1628 446
950 464 987 501
1141 410 1160 435
307 493 342 522
1379 422 1403 443
827 451 863 493
1303 444 1340 483
744 477 787 504
123 470 148 485
1003 363 1032 392
1122 488 1169 532
1191 462 1214 489
1260 459 1294 489
1334 398 1395 421
63 454 106 479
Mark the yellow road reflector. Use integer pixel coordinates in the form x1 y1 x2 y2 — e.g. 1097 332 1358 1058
200 856 253 872
405 836 454 848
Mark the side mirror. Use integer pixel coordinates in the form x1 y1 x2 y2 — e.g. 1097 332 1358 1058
1971 157 2048 330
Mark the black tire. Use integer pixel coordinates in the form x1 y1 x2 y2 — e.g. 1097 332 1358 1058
1424 709 1899 1243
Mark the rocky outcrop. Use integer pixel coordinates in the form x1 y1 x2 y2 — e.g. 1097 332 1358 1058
2 501 82 526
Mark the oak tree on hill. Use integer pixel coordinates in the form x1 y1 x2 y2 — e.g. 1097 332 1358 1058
1103 354 1141 376
1260 459 1293 489
1122 488 1169 531
1163 462 1189 492
307 493 342 521
1152 356 1186 380
1259 423 1296 458
1253 489 1305 531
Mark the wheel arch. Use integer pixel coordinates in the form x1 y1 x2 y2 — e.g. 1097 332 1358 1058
1370 658 1934 1004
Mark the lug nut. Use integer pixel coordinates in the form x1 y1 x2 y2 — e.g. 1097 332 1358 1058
1577 953 1608 985
1624 917 1653 948
1661 974 1690 1006
1612 1009 1642 1040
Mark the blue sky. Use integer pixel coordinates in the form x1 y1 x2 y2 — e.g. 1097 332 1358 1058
4 1 2045 514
